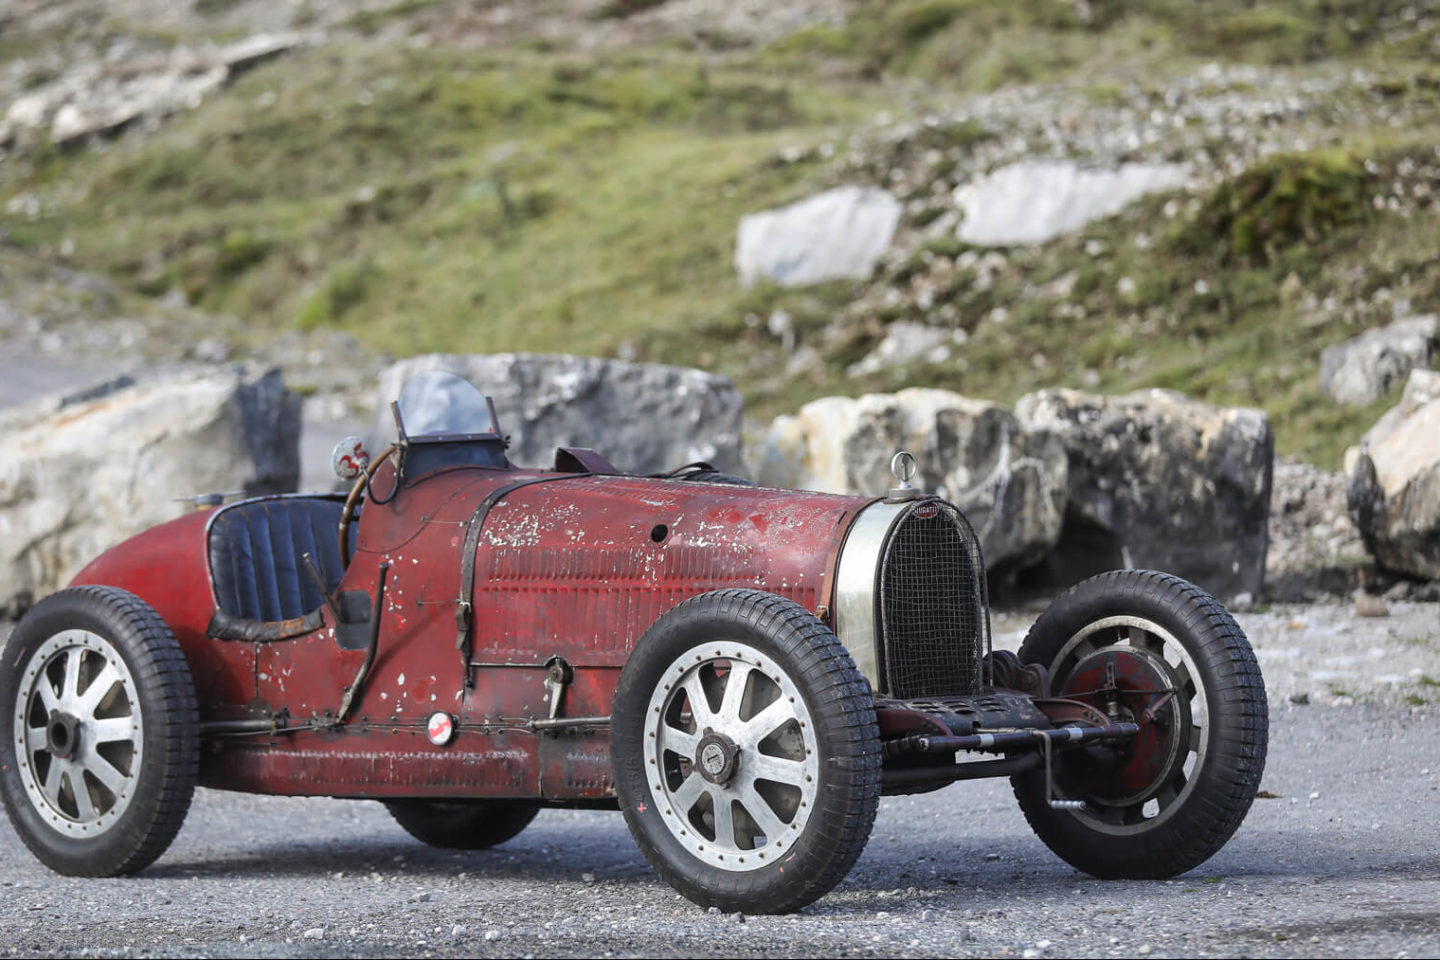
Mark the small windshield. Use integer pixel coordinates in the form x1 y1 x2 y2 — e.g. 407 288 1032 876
395 371 496 438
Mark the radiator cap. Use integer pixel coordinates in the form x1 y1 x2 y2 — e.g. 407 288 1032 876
886 451 920 502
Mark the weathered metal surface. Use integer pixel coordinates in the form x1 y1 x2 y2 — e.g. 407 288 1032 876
1054 648 1182 800
206 609 321 642
65 460 870 800
69 509 258 722
538 730 615 799
202 733 540 797
470 475 854 668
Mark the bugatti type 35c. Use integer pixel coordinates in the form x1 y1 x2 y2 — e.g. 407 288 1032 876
1 372 1269 912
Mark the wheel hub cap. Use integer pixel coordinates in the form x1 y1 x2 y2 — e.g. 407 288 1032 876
46 712 80 759
695 731 739 785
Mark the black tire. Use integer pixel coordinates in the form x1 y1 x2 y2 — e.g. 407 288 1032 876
1012 570 1268 879
0 586 199 876
611 589 881 914
384 799 539 849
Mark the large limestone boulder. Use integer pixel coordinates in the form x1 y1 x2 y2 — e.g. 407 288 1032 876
0 367 300 614
735 186 902 288
756 388 1068 572
1318 315 1437 406
954 160 1190 247
374 354 744 475
1015 389 1274 599
1346 369 1440 579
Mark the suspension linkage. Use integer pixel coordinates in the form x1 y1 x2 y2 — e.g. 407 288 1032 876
882 721 1140 760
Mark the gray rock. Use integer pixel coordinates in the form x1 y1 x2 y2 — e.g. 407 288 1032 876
1319 315 1437 406
1346 369 1440 579
1015 388 1273 599
735 186 901 288
757 388 1068 572
0 367 300 614
1 33 302 147
373 354 743 475
954 160 1191 247
1266 457 1367 601
846 322 966 377
1353 590 1389 618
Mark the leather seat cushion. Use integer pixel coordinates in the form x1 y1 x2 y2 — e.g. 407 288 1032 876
209 497 349 624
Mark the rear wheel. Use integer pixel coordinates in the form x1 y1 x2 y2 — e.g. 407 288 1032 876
0 587 199 876
385 800 538 849
611 589 881 914
1012 570 1268 879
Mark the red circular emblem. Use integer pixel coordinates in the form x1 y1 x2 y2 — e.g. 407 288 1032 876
426 711 455 746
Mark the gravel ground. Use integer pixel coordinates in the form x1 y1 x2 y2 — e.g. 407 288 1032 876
1 602 1436 960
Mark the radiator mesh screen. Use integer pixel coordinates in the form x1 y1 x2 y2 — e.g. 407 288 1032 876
877 500 985 698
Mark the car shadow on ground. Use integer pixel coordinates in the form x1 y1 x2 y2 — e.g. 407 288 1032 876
148 834 655 883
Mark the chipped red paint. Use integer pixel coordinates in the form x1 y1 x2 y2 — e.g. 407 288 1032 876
1054 650 1181 799
66 465 870 800
70 509 258 723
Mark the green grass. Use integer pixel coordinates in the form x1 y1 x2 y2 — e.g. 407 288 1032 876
768 0 1440 89
1 43 884 359
1174 151 1374 267
4 7 1440 472
684 141 1440 467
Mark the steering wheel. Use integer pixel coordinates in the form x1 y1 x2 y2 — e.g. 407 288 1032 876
338 444 398 570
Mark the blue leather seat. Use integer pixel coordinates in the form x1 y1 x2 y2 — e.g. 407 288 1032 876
208 497 348 624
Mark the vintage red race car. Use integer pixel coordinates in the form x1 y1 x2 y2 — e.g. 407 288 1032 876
0 372 1269 913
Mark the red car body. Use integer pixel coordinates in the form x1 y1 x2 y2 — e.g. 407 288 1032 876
73 470 863 802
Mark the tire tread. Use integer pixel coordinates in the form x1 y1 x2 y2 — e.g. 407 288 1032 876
0 586 199 877
1011 570 1268 880
612 588 880 913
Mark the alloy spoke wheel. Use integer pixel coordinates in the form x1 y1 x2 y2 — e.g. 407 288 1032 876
13 629 143 837
645 641 819 871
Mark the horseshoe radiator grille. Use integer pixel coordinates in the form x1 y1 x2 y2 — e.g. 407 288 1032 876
877 500 987 698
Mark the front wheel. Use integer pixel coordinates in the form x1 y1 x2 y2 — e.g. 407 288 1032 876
0 587 199 876
1012 570 1268 879
611 589 881 914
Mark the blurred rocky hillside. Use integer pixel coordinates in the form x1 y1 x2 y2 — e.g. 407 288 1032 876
1 0 1439 601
